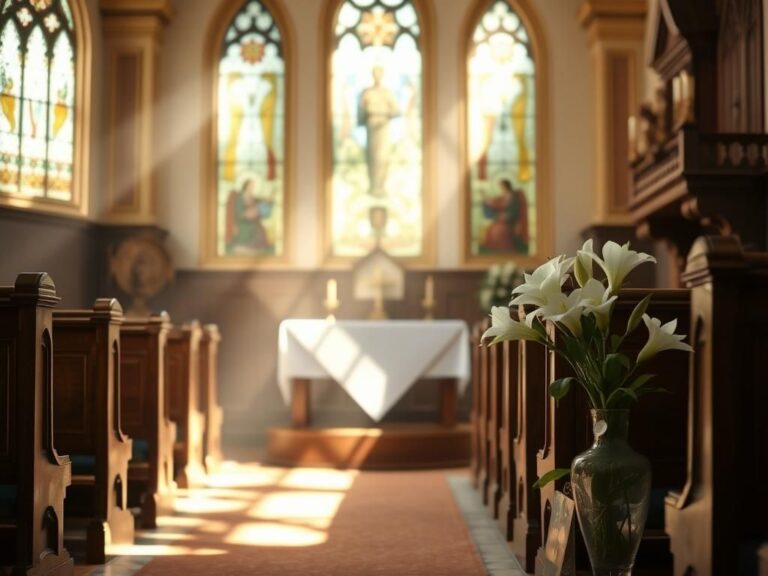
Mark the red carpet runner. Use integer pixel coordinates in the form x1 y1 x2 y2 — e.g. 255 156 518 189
134 463 485 576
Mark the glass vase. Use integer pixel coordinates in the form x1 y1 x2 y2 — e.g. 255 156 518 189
571 409 651 576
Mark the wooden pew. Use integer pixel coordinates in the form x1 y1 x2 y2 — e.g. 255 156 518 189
166 321 206 488
470 320 483 489
0 273 73 575
486 326 505 518
199 324 224 472
52 299 134 564
497 336 519 539
536 289 690 571
477 317 491 506
507 306 546 571
120 313 176 529
666 236 768 575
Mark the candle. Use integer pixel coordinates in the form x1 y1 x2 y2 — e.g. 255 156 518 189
327 278 337 303
627 115 637 160
425 275 434 302
672 76 681 108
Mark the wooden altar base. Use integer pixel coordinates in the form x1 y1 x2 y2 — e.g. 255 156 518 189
266 424 471 470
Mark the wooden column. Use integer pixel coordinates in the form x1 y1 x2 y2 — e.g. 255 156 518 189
100 0 173 223
578 0 654 284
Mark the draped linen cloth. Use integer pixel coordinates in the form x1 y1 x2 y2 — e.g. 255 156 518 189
277 319 470 422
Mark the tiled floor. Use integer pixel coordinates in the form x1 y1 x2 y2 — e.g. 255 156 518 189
448 476 527 576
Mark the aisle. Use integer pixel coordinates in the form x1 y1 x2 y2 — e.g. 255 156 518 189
111 462 487 576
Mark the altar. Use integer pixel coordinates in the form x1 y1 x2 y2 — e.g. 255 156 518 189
267 319 472 469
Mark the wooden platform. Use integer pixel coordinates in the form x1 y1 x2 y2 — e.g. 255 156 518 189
266 424 471 470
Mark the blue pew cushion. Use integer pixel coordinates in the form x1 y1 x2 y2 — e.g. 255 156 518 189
70 454 96 476
132 439 150 463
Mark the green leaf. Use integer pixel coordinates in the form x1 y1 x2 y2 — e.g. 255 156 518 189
580 313 597 341
628 373 655 392
603 353 630 385
549 377 576 402
625 294 652 337
533 468 571 490
610 334 623 353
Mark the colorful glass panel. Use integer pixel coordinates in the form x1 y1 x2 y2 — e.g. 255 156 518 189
0 0 76 201
467 0 535 257
330 0 423 258
216 0 285 258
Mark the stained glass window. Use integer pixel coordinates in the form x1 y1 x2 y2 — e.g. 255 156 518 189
215 0 285 258
0 0 76 202
330 0 424 258
467 0 536 258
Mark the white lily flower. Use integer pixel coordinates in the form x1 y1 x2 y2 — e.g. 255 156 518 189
574 239 595 287
482 306 542 346
488 264 501 280
578 278 616 331
510 255 574 308
636 314 693 364
537 289 585 336
589 241 656 293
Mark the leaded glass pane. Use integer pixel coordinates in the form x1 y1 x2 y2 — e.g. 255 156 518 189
468 0 535 257
330 0 423 258
216 0 285 258
0 0 76 202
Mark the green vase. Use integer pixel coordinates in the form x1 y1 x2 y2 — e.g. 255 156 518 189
571 409 651 576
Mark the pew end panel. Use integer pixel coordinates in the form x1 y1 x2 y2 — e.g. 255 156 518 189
497 336 519 540
470 321 483 489
666 236 768 575
53 299 135 564
200 324 224 473
120 313 176 529
166 322 206 489
510 306 546 571
0 273 74 576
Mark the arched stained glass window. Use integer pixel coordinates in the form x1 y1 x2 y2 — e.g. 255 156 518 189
328 0 425 259
214 0 286 259
0 0 77 203
466 0 541 262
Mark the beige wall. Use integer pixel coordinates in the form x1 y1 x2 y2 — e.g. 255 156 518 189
130 0 596 270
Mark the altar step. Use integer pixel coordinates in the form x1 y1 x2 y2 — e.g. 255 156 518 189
266 424 471 470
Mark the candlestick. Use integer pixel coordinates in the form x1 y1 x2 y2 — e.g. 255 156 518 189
422 274 436 320
324 278 339 321
627 115 637 162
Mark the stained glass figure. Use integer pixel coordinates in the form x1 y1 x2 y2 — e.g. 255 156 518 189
0 0 75 202
467 0 536 257
330 0 424 258
216 0 285 258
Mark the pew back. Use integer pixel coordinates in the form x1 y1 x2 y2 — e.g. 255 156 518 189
53 299 134 563
199 324 223 472
120 313 175 527
0 273 72 574
166 321 205 488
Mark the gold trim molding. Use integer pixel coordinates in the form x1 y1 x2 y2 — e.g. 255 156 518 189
459 0 553 269
579 0 646 224
100 0 173 224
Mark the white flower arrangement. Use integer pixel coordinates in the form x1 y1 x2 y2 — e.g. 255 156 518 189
482 240 692 410
478 261 525 313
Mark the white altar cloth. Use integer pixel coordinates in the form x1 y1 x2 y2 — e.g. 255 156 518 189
277 319 470 422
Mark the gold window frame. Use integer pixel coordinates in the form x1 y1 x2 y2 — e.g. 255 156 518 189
319 0 435 269
460 0 551 268
200 0 295 269
0 0 92 218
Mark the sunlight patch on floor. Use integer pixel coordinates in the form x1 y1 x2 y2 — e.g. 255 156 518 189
224 521 328 547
